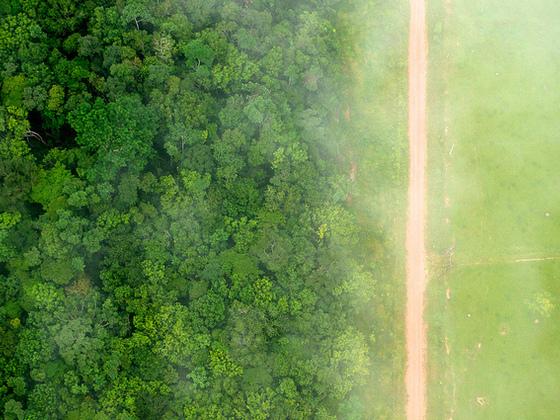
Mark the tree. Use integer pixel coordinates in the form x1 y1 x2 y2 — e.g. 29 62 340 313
68 95 158 180
0 1 385 417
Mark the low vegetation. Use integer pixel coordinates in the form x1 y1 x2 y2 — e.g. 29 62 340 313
428 0 560 417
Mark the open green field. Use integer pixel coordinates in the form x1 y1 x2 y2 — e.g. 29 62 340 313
428 0 560 418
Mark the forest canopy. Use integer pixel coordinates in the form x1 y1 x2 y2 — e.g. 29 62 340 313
0 0 393 418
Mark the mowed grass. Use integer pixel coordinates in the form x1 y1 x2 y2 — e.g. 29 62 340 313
434 262 560 418
430 0 560 261
428 0 560 418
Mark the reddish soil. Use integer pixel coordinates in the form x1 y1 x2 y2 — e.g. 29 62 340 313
405 0 428 419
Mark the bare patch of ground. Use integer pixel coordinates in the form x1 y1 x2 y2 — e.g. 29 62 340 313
405 0 428 418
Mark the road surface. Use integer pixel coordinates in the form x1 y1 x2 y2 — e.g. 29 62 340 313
405 0 428 419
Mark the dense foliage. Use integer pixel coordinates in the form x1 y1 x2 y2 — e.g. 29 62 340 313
0 1 385 418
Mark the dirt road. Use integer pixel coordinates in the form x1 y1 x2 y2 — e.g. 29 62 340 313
405 0 428 419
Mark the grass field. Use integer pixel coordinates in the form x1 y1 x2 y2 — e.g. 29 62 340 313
427 0 560 418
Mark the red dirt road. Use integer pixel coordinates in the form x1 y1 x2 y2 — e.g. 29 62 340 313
406 0 428 419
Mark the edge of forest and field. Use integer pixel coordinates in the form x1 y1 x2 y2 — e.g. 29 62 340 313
0 1 410 418
336 1 409 417
301 1 411 417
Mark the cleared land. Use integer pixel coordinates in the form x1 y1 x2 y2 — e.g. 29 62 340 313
405 0 428 418
428 0 560 418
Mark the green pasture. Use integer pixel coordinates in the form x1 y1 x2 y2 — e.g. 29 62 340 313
428 0 560 418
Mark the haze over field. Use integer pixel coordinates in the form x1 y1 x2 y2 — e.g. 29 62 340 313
1 0 559 418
